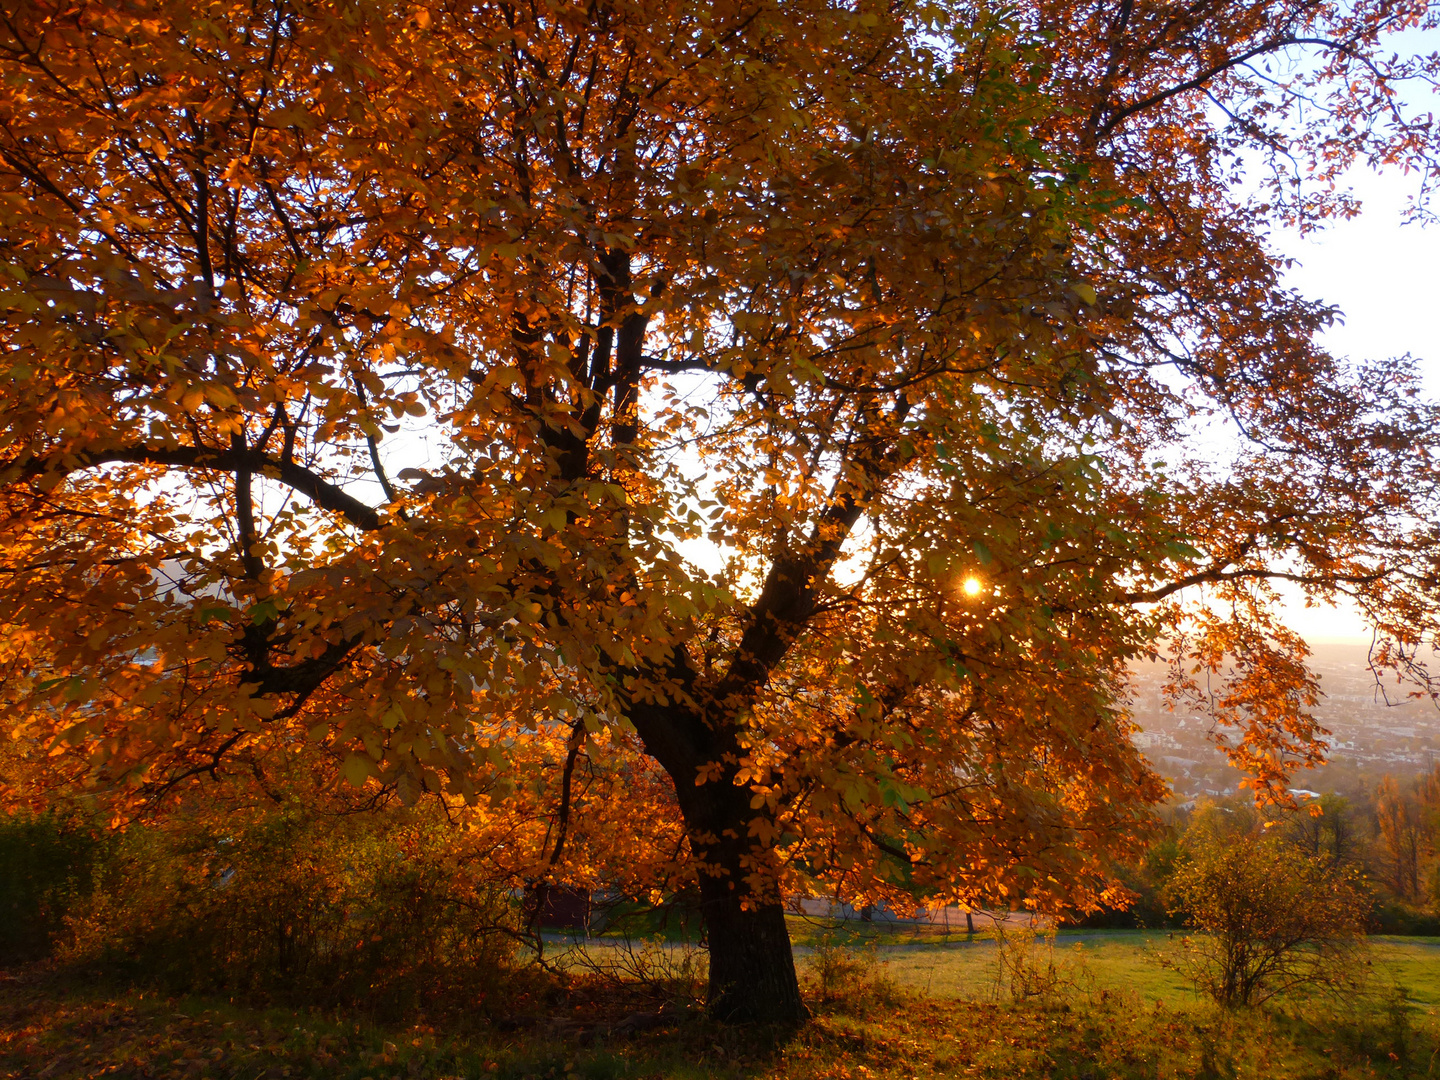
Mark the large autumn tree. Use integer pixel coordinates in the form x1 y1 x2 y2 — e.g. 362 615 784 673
2 0 1438 1022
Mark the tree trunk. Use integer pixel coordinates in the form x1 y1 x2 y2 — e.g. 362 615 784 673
631 701 808 1023
672 766 808 1023
698 869 808 1023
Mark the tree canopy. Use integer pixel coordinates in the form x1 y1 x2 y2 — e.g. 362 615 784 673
2 0 1438 1021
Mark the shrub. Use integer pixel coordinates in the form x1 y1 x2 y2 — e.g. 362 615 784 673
1368 899 1440 936
0 807 106 964
990 925 1092 1003
566 934 708 1006
61 805 522 1016
804 934 898 1010
1162 832 1371 1008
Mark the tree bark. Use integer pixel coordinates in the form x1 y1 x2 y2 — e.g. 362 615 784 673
697 869 808 1023
681 786 807 1023
631 701 808 1023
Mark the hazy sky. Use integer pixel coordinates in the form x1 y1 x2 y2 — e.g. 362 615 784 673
1269 164 1437 643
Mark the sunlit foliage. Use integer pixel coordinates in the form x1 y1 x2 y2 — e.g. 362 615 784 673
2 0 1438 1019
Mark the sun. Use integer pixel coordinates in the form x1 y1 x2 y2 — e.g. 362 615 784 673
961 576 983 597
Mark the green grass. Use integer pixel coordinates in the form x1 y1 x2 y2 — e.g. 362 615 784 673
786 924 1440 1012
1370 937 1440 1009
870 932 1201 1004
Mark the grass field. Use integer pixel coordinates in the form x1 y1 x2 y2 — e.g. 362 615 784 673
790 929 1440 1011
4 929 1438 1080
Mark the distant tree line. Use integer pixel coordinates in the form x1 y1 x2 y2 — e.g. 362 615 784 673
1072 766 1440 934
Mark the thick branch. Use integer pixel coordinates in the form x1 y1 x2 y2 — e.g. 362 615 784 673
708 397 914 713
7 445 382 531
1119 564 1387 605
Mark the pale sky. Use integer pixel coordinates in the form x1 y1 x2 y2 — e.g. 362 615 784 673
1266 165 1438 644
